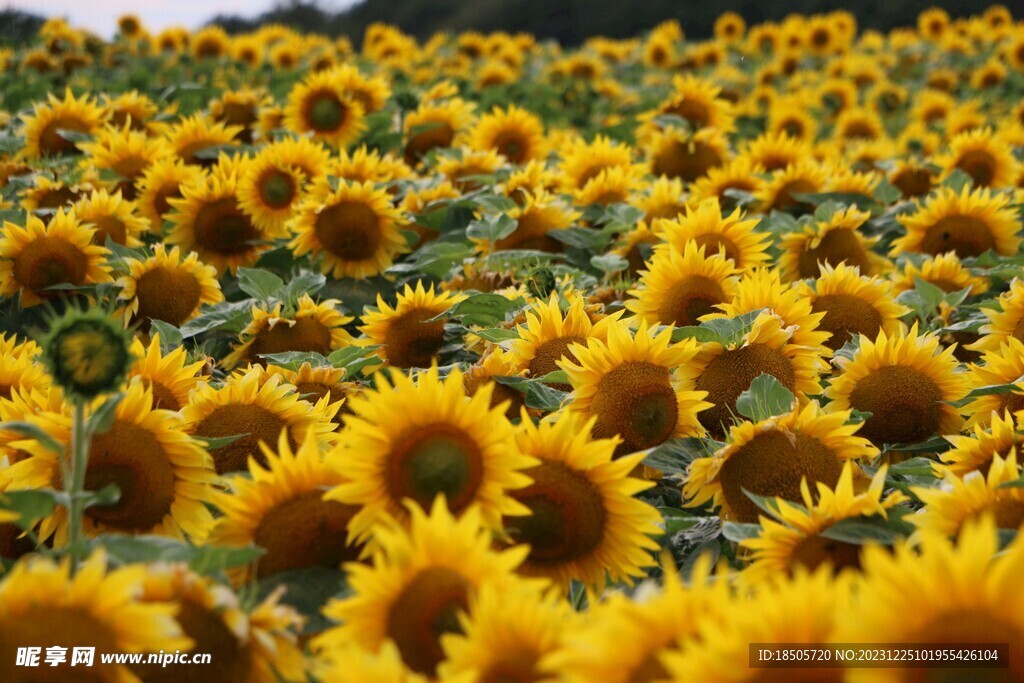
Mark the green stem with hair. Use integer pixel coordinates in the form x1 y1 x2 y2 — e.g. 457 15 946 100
66 400 89 573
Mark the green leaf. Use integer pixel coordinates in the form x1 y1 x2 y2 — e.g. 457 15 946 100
258 351 330 370
195 433 250 450
659 507 702 534
818 511 915 545
493 375 566 412
741 488 786 518
536 370 569 385
180 300 255 338
446 293 523 327
80 484 121 510
735 373 795 422
548 227 611 251
467 214 518 243
281 271 327 304
149 321 184 351
791 191 881 214
0 489 59 530
674 309 765 347
87 393 124 436
941 169 973 193
327 345 384 377
642 437 715 476
56 128 92 144
590 253 628 275
913 276 946 310
97 535 264 572
255 567 348 634
237 268 285 301
721 522 763 543
0 421 64 453
471 327 520 343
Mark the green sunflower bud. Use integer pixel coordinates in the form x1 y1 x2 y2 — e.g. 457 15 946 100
38 307 133 402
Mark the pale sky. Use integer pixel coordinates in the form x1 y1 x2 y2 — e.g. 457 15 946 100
14 0 356 39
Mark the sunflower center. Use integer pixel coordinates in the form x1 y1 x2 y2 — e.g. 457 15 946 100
313 200 382 262
193 198 259 255
479 653 544 683
1 606 117 676
848 365 943 446
388 423 484 513
528 336 584 389
812 294 884 350
252 489 361 579
496 207 566 253
628 650 673 683
789 532 862 573
383 308 448 369
914 608 1024 672
259 170 297 209
651 138 724 182
719 430 845 523
154 184 182 218
134 265 203 326
920 215 996 258
987 499 1024 530
404 122 455 165
306 92 347 132
492 131 528 164
12 236 88 294
0 522 35 561
39 117 90 156
88 215 129 246
141 600 252 683
510 460 605 564
146 379 182 412
955 150 996 187
796 228 870 278
195 403 289 474
664 100 710 130
1013 318 1024 344
591 361 678 453
660 274 728 326
248 318 334 362
84 419 175 530
386 566 470 676
771 179 818 212
695 344 796 436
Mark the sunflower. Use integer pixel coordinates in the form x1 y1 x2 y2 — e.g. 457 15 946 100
685 401 876 522
646 73 736 136
236 149 306 235
79 122 168 199
437 148 506 193
501 160 558 204
508 294 619 386
72 188 149 247
0 346 48 401
468 104 545 165
571 165 645 206
632 176 686 222
332 145 413 186
665 567 851 683
165 114 242 166
0 209 111 307
359 281 465 369
626 242 739 328
261 135 332 185
0 551 189 681
137 564 306 683
182 368 337 474
324 364 534 541
550 556 725 683
890 185 1021 258
741 462 903 581
560 318 711 455
708 267 832 349
209 87 271 144
313 498 531 678
961 340 1024 430
462 347 526 420
838 516 1024 682
689 157 764 212
329 63 392 114
654 199 770 271
20 88 105 158
265 362 354 425
116 244 222 328
403 98 476 166
970 278 1024 354
502 410 661 591
18 173 96 213
778 205 889 280
281 70 366 149
797 262 909 351
824 324 967 448
316 642 426 683
289 178 407 280
941 411 1023 477
223 295 355 369
937 128 1021 189
7 381 216 544
912 451 1024 539
892 250 989 297
128 335 205 413
209 431 361 583
557 134 640 193
645 127 729 183
753 158 828 213
739 132 811 172
767 96 818 141
191 25 230 59
134 156 205 230
681 312 829 437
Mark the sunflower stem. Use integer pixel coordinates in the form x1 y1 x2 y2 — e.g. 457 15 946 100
67 400 89 573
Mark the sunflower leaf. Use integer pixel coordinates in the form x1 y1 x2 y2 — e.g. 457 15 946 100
590 253 628 275
96 535 264 570
0 489 59 530
195 433 250 450
721 522 763 543
180 300 256 338
255 567 349 634
735 373 795 422
467 213 518 243
149 321 184 352
446 293 523 327
237 268 285 301
740 488 786 518
87 393 124 436
257 351 330 370
817 511 915 545
493 375 566 411
0 420 64 453
642 437 712 476
471 327 520 343
280 271 327 304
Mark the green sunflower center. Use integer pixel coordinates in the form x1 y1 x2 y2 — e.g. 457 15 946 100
259 170 297 209
592 361 678 453
389 423 483 513
307 93 346 132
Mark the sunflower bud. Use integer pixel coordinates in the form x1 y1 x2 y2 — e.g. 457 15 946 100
39 307 133 401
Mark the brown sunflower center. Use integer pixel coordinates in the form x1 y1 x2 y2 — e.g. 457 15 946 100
812 294 884 350
628 650 673 683
84 419 175 530
313 200 382 262
12 236 88 295
695 344 796 436
796 228 871 278
492 130 529 164
847 365 943 446
383 308 448 369
913 608 1024 679
479 653 545 683
404 122 455 165
719 430 844 523
134 265 203 326
591 361 678 453
139 599 252 683
146 379 182 412
195 403 289 474
247 318 334 362
920 215 997 258
509 460 605 564
88 215 128 246
193 197 259 255
259 169 297 209
388 423 483 513
0 522 35 561
659 274 728 326
496 207 566 253
651 138 724 182
789 532 862 574
153 183 183 219
954 150 997 187
528 336 584 389
386 566 470 676
0 606 117 682
770 178 819 212
988 499 1024 530
252 489 362 579
664 100 711 130
39 117 90 157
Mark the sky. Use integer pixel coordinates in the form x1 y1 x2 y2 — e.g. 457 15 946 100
11 0 355 39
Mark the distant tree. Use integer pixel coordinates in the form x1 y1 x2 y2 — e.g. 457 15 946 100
0 8 45 47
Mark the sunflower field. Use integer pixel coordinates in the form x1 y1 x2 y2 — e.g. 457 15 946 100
0 5 1022 681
